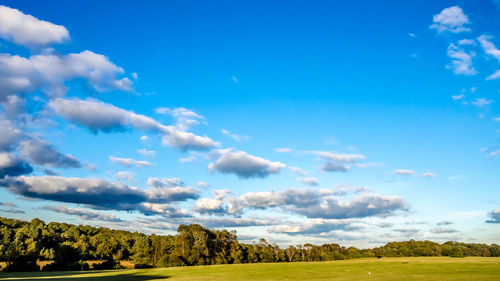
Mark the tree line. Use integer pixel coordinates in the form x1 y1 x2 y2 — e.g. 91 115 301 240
0 217 498 272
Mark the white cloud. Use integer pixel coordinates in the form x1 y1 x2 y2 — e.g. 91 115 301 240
307 151 365 162
0 5 69 47
0 51 132 100
471 98 492 107
446 44 477 75
288 166 308 175
422 172 437 178
458 39 476 46
478 35 500 63
19 138 81 168
486 209 500 223
1 175 147 211
155 107 204 131
0 152 33 178
49 98 219 151
478 35 500 80
137 148 155 157
299 177 319 186
116 171 135 183
109 156 150 167
429 227 459 234
221 129 248 142
275 147 292 153
331 184 370 196
490 149 500 157
320 162 350 172
268 219 358 235
452 93 465 100
486 70 500 80
408 33 416 38
208 148 286 178
196 181 210 188
430 6 470 33
145 181 199 203
192 198 224 214
305 151 365 173
393 169 415 176
0 118 22 151
226 189 408 219
147 177 184 188
43 205 123 222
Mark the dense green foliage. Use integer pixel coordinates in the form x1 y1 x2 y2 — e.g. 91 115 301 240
0 217 499 272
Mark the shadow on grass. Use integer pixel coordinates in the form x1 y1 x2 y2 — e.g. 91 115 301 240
0 270 168 281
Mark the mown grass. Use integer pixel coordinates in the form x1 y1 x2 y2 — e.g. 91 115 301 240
0 257 499 281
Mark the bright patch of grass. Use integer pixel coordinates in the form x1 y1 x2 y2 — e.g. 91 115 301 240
0 257 499 281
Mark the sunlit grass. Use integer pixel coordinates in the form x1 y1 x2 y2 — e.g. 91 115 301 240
0 257 499 281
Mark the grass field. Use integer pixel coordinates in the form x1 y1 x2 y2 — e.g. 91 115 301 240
0 257 499 281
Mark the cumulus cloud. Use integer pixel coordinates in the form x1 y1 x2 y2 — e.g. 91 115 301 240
116 171 135 183
452 93 466 100
137 203 190 218
49 98 218 151
430 6 470 33
147 177 184 188
307 151 365 162
0 119 22 151
193 198 224 214
471 98 492 107
429 227 459 234
225 188 408 219
306 151 365 173
221 129 248 142
0 153 33 178
196 181 210 188
320 162 350 172
288 166 308 175
43 205 123 222
109 156 150 168
145 177 199 202
422 172 437 178
393 169 415 176
477 35 500 80
208 149 286 179
486 209 500 223
155 107 204 131
192 189 231 215
0 51 132 100
189 217 280 228
137 148 155 157
446 44 477 75
0 5 69 47
331 184 370 196
0 175 199 217
288 193 408 219
19 138 81 168
0 175 146 210
268 219 359 235
478 35 500 62
299 177 319 186
145 186 199 202
458 39 475 46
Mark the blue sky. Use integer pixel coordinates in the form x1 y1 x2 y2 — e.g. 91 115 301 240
0 0 499 247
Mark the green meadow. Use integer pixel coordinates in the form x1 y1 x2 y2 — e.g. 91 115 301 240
1 257 499 281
